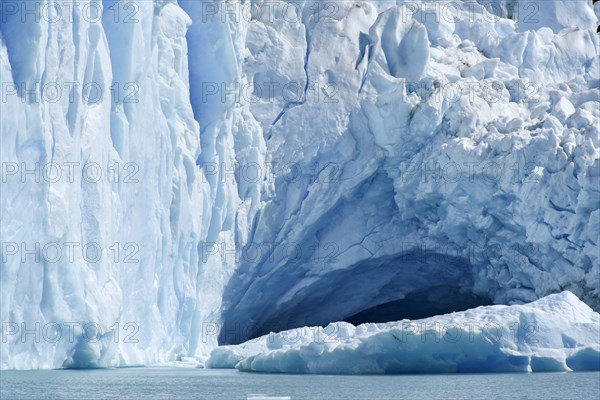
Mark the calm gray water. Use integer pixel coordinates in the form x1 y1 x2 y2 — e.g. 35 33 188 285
1 368 598 399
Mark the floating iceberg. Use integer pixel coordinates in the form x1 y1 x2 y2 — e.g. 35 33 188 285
208 292 600 373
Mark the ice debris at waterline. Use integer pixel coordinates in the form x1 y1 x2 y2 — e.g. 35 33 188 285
207 292 600 374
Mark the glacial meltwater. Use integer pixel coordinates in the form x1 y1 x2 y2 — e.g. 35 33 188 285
1 368 598 399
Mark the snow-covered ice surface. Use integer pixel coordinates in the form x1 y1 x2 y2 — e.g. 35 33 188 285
208 291 600 374
1 0 599 370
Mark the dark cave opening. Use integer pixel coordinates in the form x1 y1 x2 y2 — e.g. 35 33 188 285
218 250 498 345
219 285 494 345
343 285 493 325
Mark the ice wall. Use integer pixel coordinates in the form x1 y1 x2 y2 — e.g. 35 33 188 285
0 0 212 369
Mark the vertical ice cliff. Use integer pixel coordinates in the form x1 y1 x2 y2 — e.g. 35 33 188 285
1 0 599 369
1 0 212 368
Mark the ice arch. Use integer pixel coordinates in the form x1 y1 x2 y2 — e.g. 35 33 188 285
218 251 491 345
215 170 499 345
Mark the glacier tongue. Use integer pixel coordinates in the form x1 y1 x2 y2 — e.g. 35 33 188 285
1 0 599 370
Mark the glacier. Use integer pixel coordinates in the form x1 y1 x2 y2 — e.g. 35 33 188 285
0 0 599 371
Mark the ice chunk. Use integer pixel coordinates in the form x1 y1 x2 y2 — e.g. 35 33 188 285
553 97 576 123
208 292 600 374
368 7 430 81
62 327 117 369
